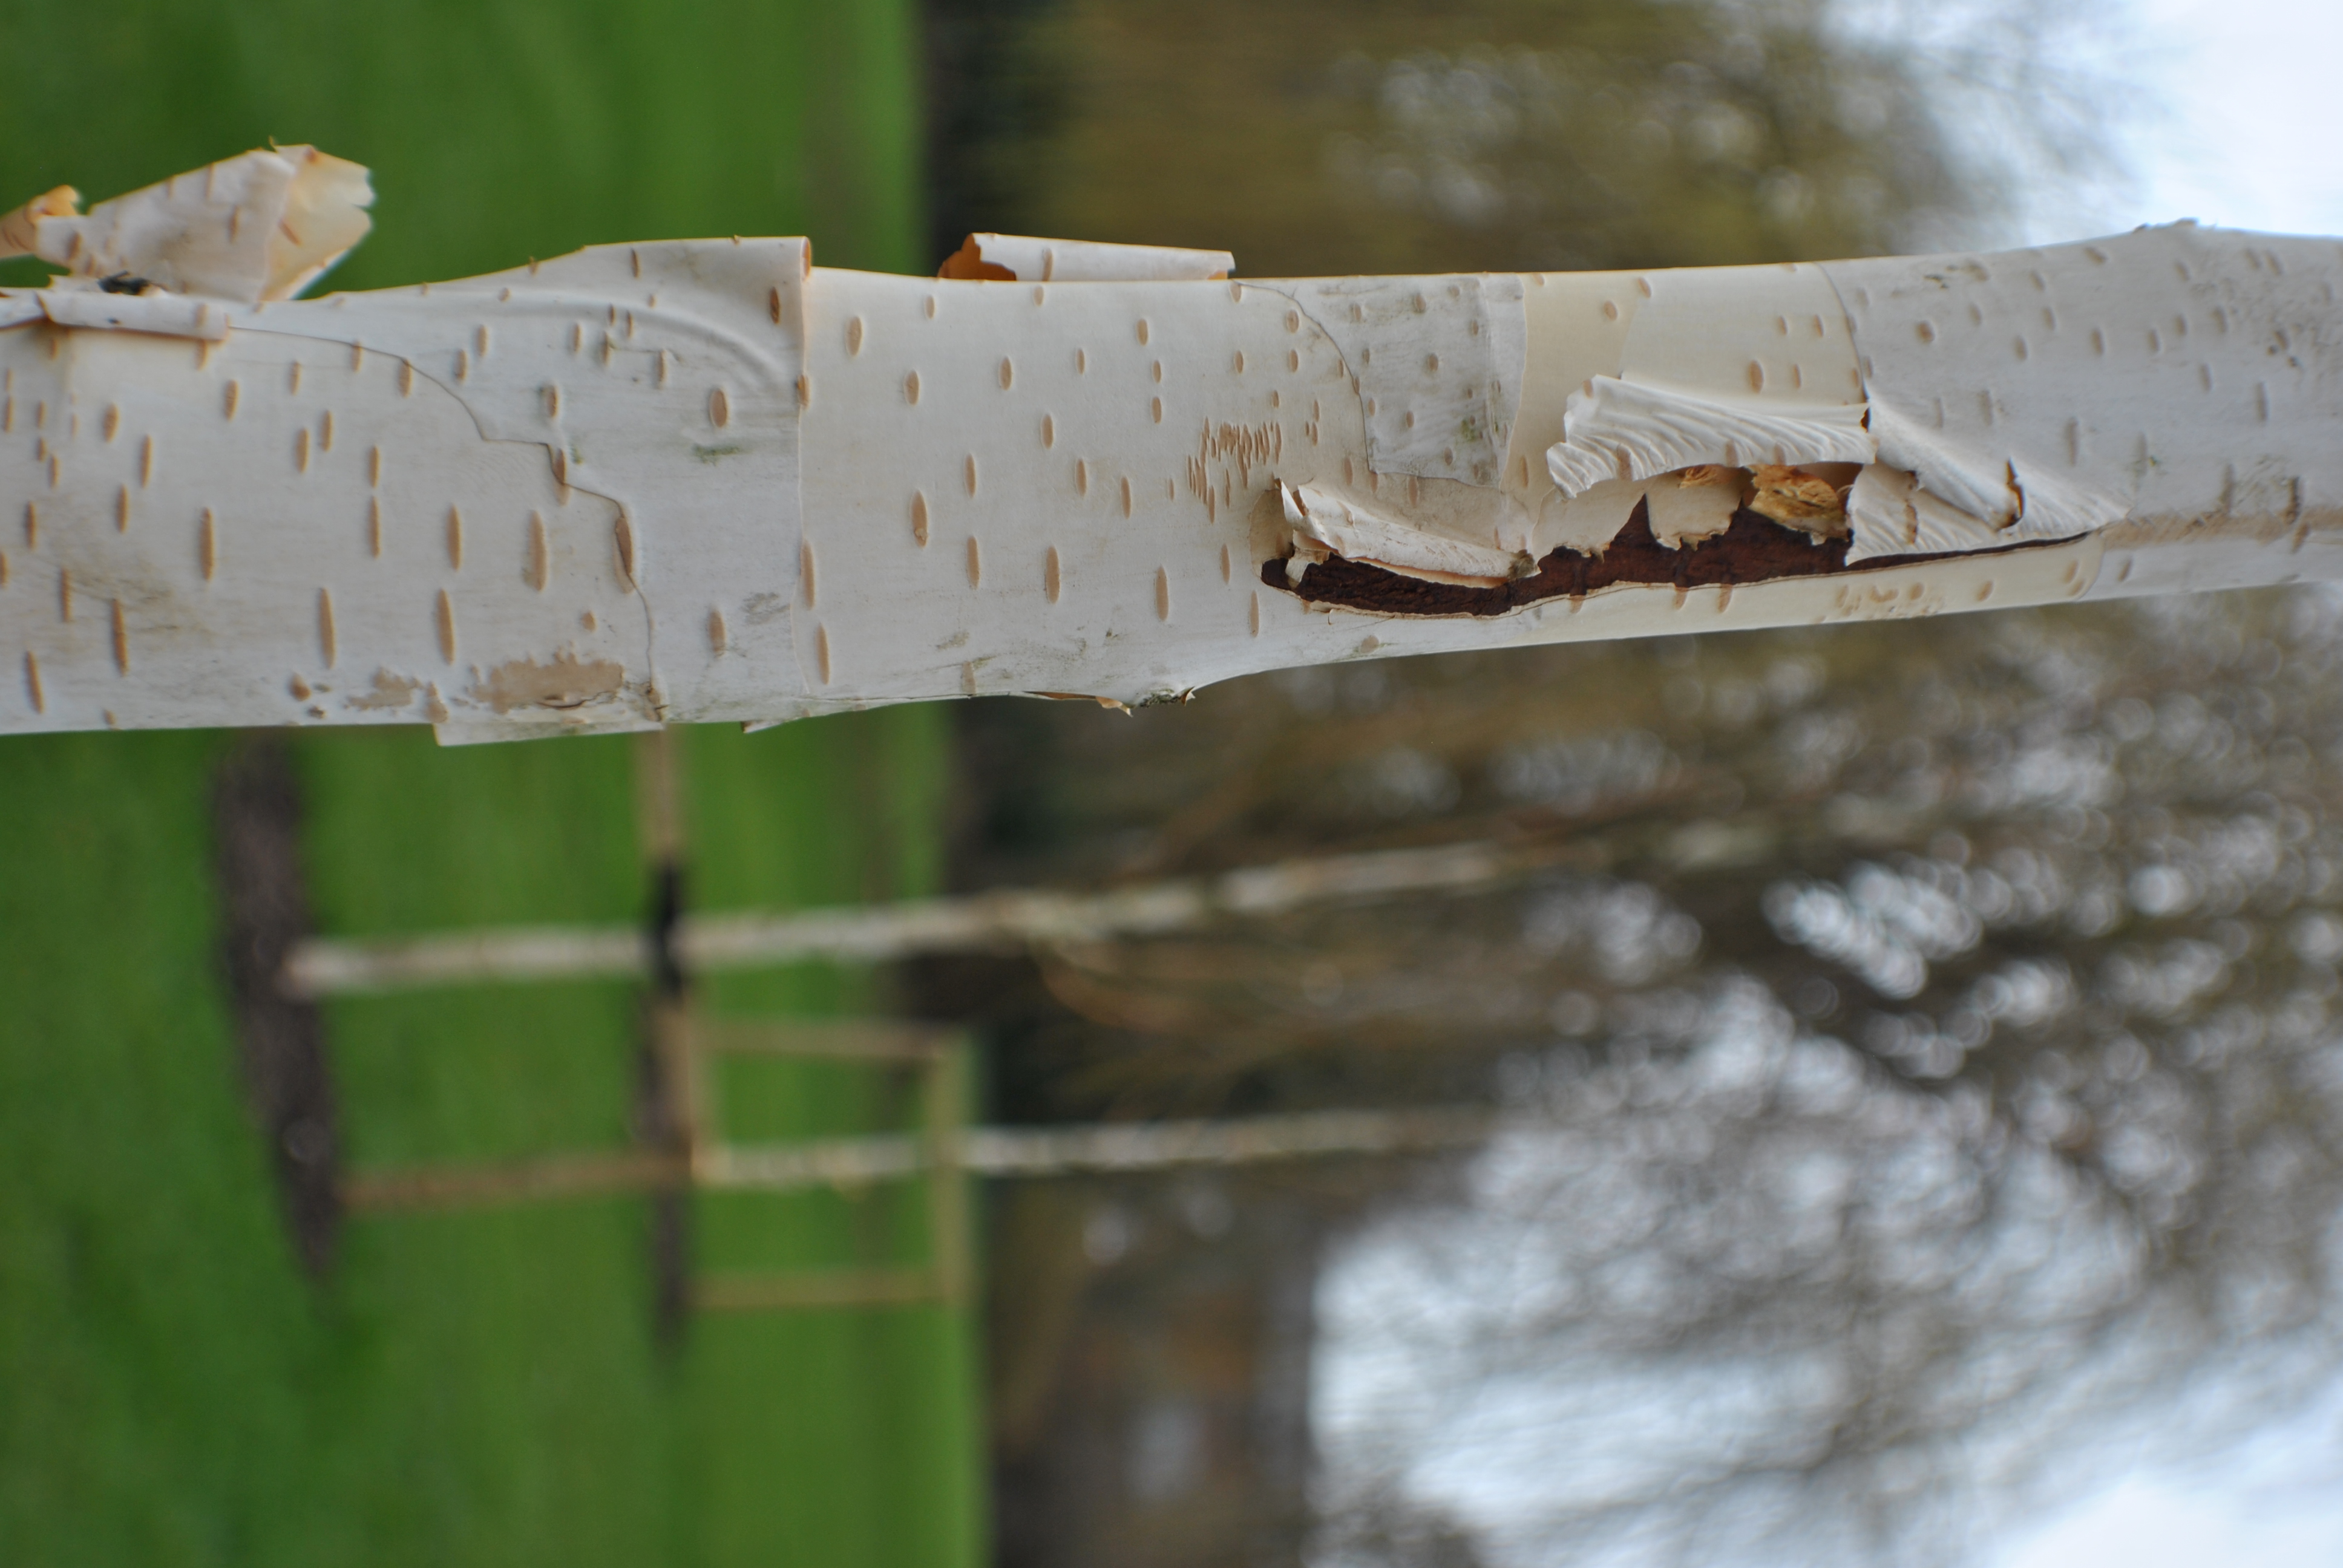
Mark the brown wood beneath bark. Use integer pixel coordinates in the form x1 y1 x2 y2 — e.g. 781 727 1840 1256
1265 497 2057 616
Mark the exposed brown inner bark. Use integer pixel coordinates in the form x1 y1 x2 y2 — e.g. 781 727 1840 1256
1265 497 2054 616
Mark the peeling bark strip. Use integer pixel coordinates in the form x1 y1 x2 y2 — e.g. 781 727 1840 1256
7 149 2343 739
1268 498 2061 616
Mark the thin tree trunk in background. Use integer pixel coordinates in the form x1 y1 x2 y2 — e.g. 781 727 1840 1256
282 838 1558 995
211 736 340 1273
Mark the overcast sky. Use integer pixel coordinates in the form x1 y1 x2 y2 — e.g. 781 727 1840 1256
2100 0 2343 237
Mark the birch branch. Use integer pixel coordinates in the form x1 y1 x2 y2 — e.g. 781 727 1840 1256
7 149 2341 740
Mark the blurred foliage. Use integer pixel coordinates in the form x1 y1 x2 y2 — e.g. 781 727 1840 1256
948 0 2106 277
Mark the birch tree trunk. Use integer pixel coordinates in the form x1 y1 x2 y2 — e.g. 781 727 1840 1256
4 149 2338 741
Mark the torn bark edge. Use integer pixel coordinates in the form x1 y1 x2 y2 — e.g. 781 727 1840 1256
0 185 78 260
1267 493 2073 617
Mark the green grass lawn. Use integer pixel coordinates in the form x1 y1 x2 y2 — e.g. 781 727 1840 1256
0 4 980 1563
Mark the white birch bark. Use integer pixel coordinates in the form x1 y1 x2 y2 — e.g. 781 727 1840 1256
5 150 2339 740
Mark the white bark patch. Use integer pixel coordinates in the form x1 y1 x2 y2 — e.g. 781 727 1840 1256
1286 273 1524 491
270 237 810 728
1614 260 1863 412
794 267 1363 712
0 304 640 735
